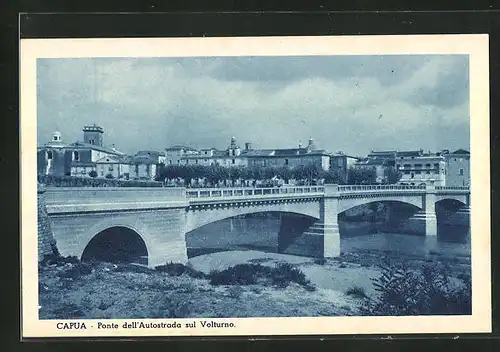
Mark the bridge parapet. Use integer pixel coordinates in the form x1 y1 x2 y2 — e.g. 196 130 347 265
186 185 324 203
44 187 189 214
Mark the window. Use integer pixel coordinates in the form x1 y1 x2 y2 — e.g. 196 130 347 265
195 159 198 164
177 160 180 164
169 160 172 164
459 168 464 175
204 151 208 155
404 171 410 174
53 136 58 141
73 151 80 161
46 150 53 160
232 159 235 164
89 139 94 145
411 172 415 179
403 164 411 168
434 163 439 168
204 158 208 162
425 163 431 168
285 159 289 165
186 159 189 164
426 171 431 174
415 170 421 174
414 164 422 168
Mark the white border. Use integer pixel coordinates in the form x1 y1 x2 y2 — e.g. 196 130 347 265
21 35 491 337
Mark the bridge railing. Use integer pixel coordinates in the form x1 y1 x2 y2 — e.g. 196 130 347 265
338 185 427 192
435 186 470 191
186 186 325 199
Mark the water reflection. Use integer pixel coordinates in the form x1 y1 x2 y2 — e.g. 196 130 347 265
186 213 471 259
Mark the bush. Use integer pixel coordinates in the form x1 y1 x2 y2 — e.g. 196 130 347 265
105 173 114 179
88 170 98 178
363 262 471 316
58 262 93 279
345 285 367 299
208 263 315 290
154 262 206 279
38 174 163 187
40 253 79 267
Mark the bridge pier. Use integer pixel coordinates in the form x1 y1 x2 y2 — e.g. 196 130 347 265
296 184 341 258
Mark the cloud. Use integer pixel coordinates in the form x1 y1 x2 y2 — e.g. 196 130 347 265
36 55 470 157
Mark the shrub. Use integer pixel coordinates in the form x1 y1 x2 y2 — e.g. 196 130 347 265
105 173 114 179
40 253 79 267
88 170 98 178
37 174 163 188
154 262 206 279
58 262 93 280
363 262 472 316
345 285 367 299
208 263 315 290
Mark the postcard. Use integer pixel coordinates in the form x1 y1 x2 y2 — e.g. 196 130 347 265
20 34 491 338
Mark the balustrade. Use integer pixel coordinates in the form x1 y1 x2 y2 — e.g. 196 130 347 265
185 184 468 199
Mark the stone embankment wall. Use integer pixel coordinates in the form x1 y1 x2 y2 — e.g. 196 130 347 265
38 185 57 261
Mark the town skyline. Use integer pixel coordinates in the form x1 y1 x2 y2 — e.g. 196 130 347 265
37 55 470 157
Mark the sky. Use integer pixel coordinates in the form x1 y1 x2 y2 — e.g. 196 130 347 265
37 55 470 157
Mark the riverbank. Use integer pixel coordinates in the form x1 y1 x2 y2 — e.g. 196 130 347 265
38 247 471 319
38 258 359 319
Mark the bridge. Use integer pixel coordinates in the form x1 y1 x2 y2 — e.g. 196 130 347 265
38 184 470 267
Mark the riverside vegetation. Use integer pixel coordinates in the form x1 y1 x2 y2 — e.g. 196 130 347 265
38 249 471 319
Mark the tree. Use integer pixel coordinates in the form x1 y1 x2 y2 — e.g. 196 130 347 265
347 167 377 185
88 170 98 178
277 167 293 183
322 169 341 184
384 166 403 184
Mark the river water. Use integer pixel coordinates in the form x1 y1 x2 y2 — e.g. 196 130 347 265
186 214 471 261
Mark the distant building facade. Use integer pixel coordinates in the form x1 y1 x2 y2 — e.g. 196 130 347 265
395 150 447 186
443 149 470 187
164 145 199 165
330 152 360 183
173 137 330 171
38 124 161 180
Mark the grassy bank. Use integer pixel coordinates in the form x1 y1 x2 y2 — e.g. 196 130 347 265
38 249 471 319
38 257 355 319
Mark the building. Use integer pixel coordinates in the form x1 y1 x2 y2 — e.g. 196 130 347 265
443 149 470 187
177 137 330 171
244 137 331 171
38 124 161 181
135 150 167 165
95 155 131 179
395 150 447 186
352 158 388 184
164 145 199 165
330 152 360 183
37 124 124 177
181 137 249 167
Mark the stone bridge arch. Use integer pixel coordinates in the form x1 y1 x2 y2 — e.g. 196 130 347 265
73 217 153 265
184 200 321 233
337 195 423 214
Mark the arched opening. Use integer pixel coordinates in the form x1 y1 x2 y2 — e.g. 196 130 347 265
185 211 317 258
338 201 421 238
81 226 148 265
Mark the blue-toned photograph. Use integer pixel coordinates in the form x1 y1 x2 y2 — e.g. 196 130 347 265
36 55 471 319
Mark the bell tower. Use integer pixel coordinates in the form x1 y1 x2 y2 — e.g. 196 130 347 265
83 124 104 146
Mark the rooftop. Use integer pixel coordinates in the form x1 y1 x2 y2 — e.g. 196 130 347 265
67 141 124 155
